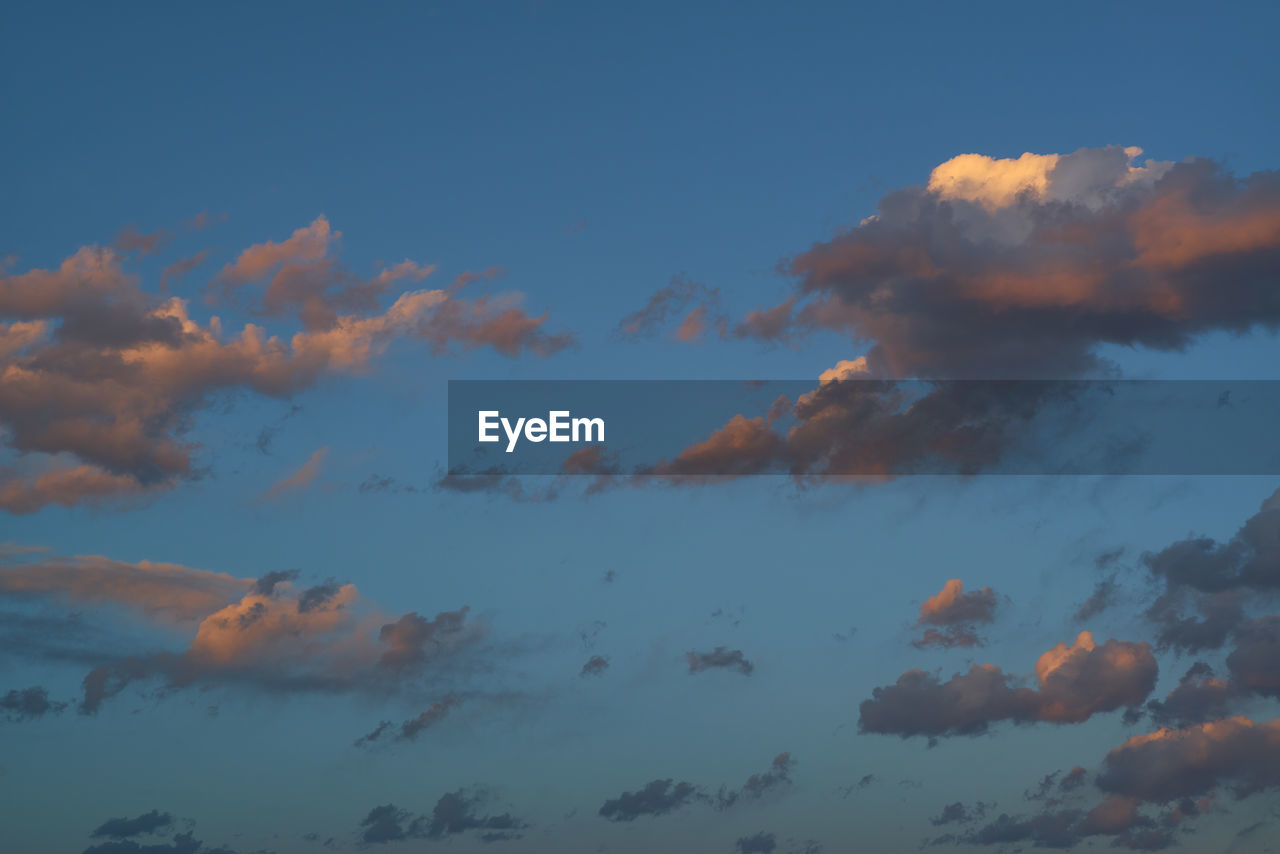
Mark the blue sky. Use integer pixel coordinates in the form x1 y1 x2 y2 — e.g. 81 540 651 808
4 3 1280 853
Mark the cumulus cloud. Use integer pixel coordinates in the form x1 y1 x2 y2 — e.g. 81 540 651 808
1226 615 1280 697
608 150 1280 486
860 631 1157 739
78 592 476 713
0 219 572 512
737 146 1280 379
1141 489 1280 652
955 796 1174 851
913 579 998 648
0 549 479 714
1098 717 1280 803
1142 662 1232 727
641 374 1073 482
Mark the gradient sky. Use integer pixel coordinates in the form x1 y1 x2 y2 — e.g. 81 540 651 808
4 3 1280 853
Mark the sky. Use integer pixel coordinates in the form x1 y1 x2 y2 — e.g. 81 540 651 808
3 2 1280 852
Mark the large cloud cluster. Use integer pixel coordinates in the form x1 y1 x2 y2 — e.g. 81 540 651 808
0 216 572 512
741 146 1280 379
0 547 478 713
860 631 1157 738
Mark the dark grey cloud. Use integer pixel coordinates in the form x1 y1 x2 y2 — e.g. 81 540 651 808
355 696 460 747
251 570 298 597
1143 662 1232 727
716 753 795 809
377 608 471 669
1 685 67 721
1026 767 1088 802
1141 489 1280 652
91 811 174 839
957 796 1173 851
80 812 266 854
1075 575 1120 622
296 579 341 614
931 801 990 826
598 779 701 822
1225 615 1280 697
359 790 525 844
687 646 754 676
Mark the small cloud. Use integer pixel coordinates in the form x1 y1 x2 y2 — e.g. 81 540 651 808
259 446 329 502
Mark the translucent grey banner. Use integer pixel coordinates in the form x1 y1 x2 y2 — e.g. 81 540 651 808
446 380 1280 477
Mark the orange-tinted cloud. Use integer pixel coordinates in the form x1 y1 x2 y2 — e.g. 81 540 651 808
1098 716 1280 802
860 631 1157 738
736 146 1280 379
0 551 250 622
0 219 573 512
258 446 329 502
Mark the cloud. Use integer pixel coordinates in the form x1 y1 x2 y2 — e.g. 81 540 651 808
0 465 155 515
1 685 67 721
598 779 700 822
598 755 795 824
113 225 172 258
258 446 328 502
0 555 484 714
0 552 251 623
355 696 460 747
1140 489 1280 652
913 579 998 648
91 810 174 839
617 274 725 342
1098 716 1280 803
919 579 998 625
160 250 209 291
715 753 795 809
956 796 1174 851
1075 575 1121 622
359 790 525 844
860 631 1157 738
0 220 572 512
641 374 1074 482
687 646 755 676
931 801 990 826
80 811 262 854
1226 615 1280 697
1143 662 1232 727
735 147 1280 379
